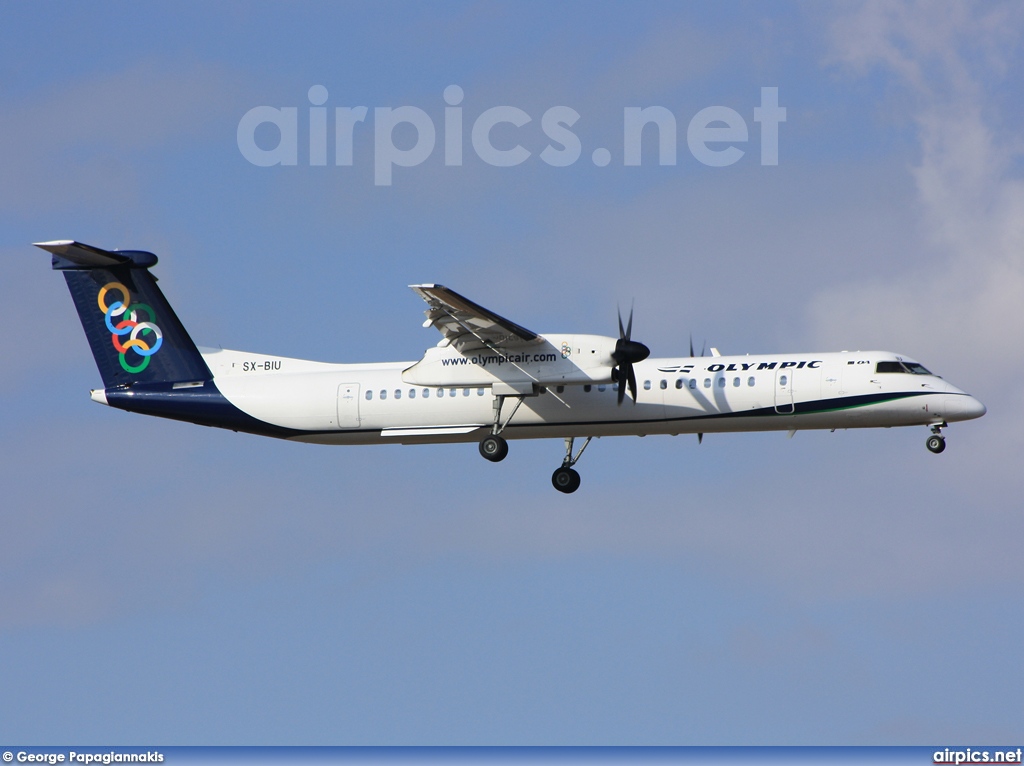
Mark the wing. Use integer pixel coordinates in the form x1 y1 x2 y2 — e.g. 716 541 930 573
410 284 540 352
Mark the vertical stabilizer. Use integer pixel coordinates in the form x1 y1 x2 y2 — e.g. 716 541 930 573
36 241 212 388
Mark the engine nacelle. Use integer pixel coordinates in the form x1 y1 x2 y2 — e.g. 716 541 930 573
402 334 618 387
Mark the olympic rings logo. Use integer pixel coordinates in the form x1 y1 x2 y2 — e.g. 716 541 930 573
98 281 163 373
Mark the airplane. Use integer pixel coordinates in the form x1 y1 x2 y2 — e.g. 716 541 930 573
37 240 987 494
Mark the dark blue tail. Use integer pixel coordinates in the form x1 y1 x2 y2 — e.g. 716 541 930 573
38 241 212 387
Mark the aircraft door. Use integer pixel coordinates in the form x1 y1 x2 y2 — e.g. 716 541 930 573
774 368 795 414
337 383 361 428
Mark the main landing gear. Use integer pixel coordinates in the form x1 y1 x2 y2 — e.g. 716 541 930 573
926 423 946 454
551 436 593 494
477 392 594 493
479 434 508 461
479 394 525 463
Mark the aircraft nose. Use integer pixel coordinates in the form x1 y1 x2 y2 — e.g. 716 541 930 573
963 396 987 420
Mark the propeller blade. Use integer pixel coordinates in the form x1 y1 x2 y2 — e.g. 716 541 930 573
689 333 695 358
612 303 647 406
697 432 703 444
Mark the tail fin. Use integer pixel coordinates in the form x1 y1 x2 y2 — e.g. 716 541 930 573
37 241 212 387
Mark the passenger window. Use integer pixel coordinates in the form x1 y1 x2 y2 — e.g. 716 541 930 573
556 385 564 393
689 379 696 390
584 385 592 392
718 378 726 388
704 378 711 388
463 388 470 397
644 380 651 390
409 389 416 399
733 377 740 387
675 379 683 389
380 390 387 400
449 388 456 397
423 388 430 399
598 385 607 392
747 377 755 387
779 375 788 387
660 380 667 390
365 390 373 400
477 388 485 396
394 389 402 400
436 388 444 398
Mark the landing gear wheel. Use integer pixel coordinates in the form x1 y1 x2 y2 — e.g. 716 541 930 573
551 467 581 494
479 434 509 462
926 434 946 454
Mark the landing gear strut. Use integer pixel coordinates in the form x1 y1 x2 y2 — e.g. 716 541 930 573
926 423 946 454
551 436 592 494
479 394 525 463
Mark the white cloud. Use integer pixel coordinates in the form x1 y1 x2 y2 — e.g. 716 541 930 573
0 246 93 393
0 59 244 214
589 19 726 103
5 4 1021 633
812 1 1024 390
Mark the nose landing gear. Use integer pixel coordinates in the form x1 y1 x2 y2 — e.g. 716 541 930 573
926 423 946 454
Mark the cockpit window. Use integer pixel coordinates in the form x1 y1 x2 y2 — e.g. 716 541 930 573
876 361 932 375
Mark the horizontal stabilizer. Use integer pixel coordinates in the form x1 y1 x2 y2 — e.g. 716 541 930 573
35 240 158 269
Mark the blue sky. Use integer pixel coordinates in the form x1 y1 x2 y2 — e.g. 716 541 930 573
2 0 1023 745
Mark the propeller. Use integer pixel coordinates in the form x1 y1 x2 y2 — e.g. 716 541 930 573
612 305 650 405
689 333 706 357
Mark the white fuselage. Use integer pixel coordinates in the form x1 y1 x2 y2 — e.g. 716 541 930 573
199 345 985 445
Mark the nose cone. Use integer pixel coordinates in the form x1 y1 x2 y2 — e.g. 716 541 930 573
963 395 987 420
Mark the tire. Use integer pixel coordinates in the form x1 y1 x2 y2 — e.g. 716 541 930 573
926 435 946 454
551 467 581 493
479 435 509 462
